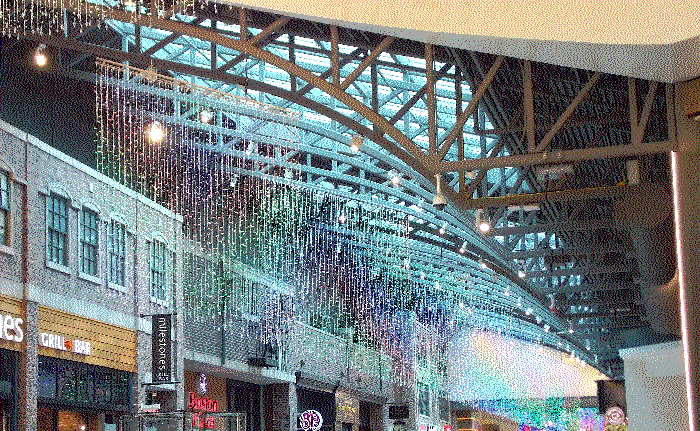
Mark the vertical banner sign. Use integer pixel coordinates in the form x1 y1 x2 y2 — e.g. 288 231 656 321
152 314 171 382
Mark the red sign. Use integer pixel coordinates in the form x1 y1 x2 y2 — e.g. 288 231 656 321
444 426 453 431
189 391 218 429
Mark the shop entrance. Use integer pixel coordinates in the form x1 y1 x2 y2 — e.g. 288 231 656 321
118 411 246 431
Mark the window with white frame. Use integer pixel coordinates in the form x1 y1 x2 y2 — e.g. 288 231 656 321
0 171 9 246
150 240 167 302
48 193 69 266
108 220 126 286
80 209 99 276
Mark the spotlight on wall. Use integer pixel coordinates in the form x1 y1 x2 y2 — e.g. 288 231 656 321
34 44 48 68
147 121 165 143
432 174 447 210
199 109 213 124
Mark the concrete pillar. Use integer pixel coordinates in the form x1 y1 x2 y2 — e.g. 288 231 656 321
17 300 37 431
671 78 700 431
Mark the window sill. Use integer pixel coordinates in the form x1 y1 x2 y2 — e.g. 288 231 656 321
78 272 102 285
108 282 128 294
46 260 71 275
0 244 14 257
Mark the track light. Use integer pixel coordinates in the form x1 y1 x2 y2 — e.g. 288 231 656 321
479 259 487 269
350 135 363 152
475 209 490 233
147 121 165 143
199 109 213 124
459 242 467 254
439 222 447 235
389 170 401 186
432 174 447 210
34 44 47 67
518 269 526 278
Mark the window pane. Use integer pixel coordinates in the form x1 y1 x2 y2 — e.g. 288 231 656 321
48 194 68 265
80 210 99 275
109 221 126 285
151 241 167 301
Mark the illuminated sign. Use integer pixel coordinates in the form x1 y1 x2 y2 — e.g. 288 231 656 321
189 391 218 429
605 406 626 426
0 314 23 343
39 332 91 355
299 410 323 431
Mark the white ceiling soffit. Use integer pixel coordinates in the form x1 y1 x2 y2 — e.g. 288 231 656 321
224 0 700 83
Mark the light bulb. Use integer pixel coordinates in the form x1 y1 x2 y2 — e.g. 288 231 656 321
199 110 213 123
480 260 487 269
459 247 465 254
34 51 47 67
479 221 491 233
420 271 426 280
148 122 165 143
391 175 400 185
338 214 346 223
459 301 465 309
350 143 359 152
518 269 526 278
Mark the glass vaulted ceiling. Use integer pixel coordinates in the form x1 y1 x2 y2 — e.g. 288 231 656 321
97 14 588 364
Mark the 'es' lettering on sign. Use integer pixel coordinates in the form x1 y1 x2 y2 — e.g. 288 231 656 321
0 314 23 343
152 314 171 382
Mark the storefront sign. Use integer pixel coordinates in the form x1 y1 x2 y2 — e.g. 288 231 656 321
0 313 23 343
299 410 323 431
39 332 91 355
443 426 453 431
189 392 218 429
605 406 625 426
152 314 171 382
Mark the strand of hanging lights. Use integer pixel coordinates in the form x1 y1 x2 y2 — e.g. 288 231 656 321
95 59 594 392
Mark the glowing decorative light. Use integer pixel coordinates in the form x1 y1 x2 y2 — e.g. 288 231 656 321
338 214 347 223
459 301 465 309
518 269 526 278
439 223 447 235
148 122 165 143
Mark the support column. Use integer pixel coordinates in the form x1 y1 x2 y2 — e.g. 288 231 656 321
672 78 700 431
17 300 37 431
